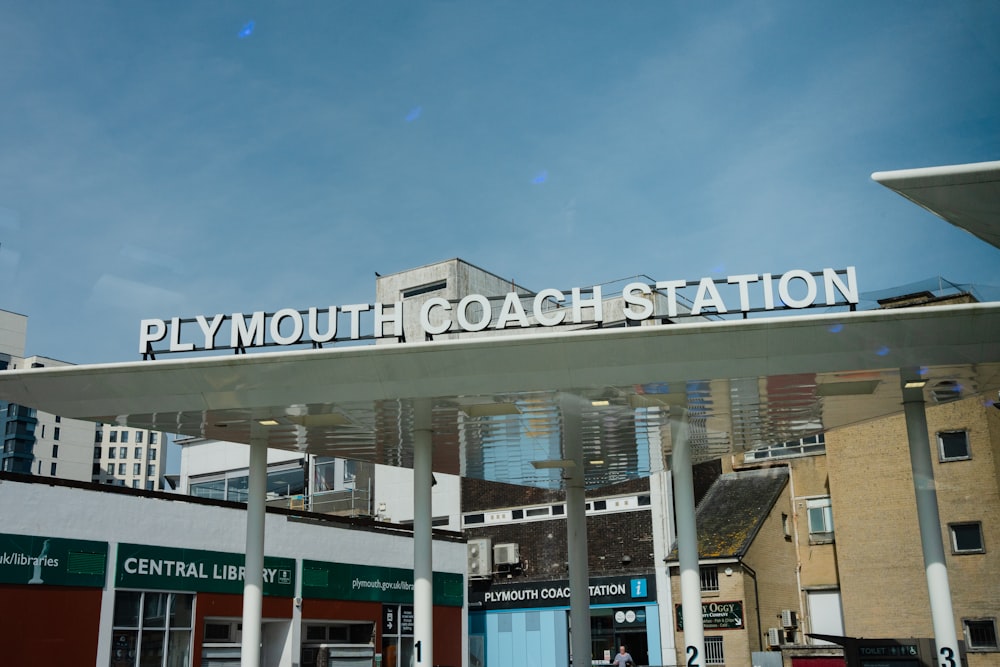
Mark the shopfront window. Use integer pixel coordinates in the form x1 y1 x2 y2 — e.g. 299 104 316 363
110 591 193 667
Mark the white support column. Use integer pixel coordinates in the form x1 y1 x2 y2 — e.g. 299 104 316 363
566 462 591 667
671 411 704 667
561 396 592 667
901 374 960 665
241 437 268 667
413 398 434 667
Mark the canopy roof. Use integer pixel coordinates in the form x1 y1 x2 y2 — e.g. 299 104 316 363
1 303 997 489
0 161 996 490
872 160 1000 250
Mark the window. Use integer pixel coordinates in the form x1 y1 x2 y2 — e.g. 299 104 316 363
107 463 114 475
111 591 193 667
135 447 142 459
704 636 724 665
700 566 719 592
148 464 156 477
204 620 240 643
964 619 998 651
807 497 835 542
120 447 127 458
402 279 447 299
303 624 350 642
95 429 102 443
149 449 157 461
53 426 60 440
50 462 57 476
136 431 143 444
938 430 971 461
118 463 126 475
150 433 158 444
190 462 302 503
146 481 155 491
134 463 141 475
109 447 116 459
121 430 129 443
52 444 58 458
132 480 139 488
55 415 61 422
110 431 118 443
94 446 101 459
950 522 985 554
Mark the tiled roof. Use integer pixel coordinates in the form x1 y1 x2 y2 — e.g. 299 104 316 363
669 467 788 560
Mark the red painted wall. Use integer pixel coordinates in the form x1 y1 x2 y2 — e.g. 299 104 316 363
792 657 847 667
0 585 103 665
193 593 464 667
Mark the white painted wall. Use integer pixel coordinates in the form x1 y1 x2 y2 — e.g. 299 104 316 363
373 464 462 531
0 309 27 358
0 477 466 574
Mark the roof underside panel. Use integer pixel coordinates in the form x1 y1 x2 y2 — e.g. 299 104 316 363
872 160 1000 250
1 304 999 490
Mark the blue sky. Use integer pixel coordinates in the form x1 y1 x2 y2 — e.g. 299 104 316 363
1 1 998 366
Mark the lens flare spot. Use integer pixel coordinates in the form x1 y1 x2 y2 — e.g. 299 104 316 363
827 324 844 333
876 345 890 357
531 170 548 184
405 106 422 123
238 20 255 39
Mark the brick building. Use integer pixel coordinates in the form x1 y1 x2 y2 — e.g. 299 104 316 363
665 468 799 666
828 395 1000 662
728 392 1000 666
462 474 674 667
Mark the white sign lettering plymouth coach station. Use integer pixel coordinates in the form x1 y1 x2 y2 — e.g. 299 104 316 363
140 267 858 354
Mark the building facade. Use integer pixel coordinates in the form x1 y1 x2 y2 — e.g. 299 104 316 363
828 395 1000 662
94 425 166 490
665 468 800 667
1 308 169 489
0 473 467 667
462 475 677 667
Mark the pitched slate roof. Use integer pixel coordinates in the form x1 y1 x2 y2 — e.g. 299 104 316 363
669 467 789 560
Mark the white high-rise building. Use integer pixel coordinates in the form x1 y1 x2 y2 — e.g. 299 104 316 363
93 424 166 490
0 308 168 488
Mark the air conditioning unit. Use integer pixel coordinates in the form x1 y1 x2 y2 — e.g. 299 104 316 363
767 628 783 648
781 609 798 629
467 538 491 578
493 542 520 566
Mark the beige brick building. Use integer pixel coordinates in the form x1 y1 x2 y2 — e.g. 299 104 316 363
667 468 801 666
728 394 1000 666
828 396 1000 664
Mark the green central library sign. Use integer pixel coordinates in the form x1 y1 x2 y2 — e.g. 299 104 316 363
116 543 295 597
